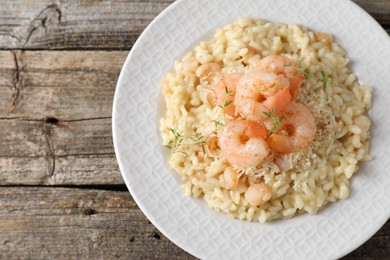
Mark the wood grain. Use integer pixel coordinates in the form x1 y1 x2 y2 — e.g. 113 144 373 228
0 187 192 259
1 50 127 119
0 0 389 259
0 51 124 185
0 118 122 185
0 0 173 50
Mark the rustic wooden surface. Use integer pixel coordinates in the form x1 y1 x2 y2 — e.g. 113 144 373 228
0 0 389 259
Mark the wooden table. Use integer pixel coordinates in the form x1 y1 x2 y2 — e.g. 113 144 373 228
0 0 389 259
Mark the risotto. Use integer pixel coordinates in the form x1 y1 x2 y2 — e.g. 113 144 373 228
159 18 372 222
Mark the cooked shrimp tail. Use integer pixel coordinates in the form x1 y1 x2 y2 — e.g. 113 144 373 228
234 71 291 122
256 55 304 98
218 120 270 168
268 101 316 153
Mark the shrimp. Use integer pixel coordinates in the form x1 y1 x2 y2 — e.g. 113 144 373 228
213 73 242 117
268 101 316 153
223 167 240 190
234 71 291 122
218 120 270 168
256 55 304 98
244 183 271 207
196 63 221 83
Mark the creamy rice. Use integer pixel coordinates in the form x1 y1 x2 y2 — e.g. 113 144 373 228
160 18 372 222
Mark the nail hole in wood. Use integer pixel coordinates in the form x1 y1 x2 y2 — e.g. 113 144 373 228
45 116 69 128
45 116 59 124
84 209 96 215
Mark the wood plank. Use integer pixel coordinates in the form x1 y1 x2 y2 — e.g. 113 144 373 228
0 187 387 259
0 0 173 50
0 119 47 158
0 88 13 118
0 118 122 185
0 50 127 119
0 117 115 157
51 118 114 156
0 154 122 185
0 118 114 158
0 157 49 185
0 51 15 113
0 51 14 86
0 50 126 185
0 187 192 259
54 154 121 185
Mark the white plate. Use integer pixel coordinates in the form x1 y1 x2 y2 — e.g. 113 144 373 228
112 0 390 259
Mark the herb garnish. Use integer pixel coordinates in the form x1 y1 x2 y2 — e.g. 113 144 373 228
303 68 311 79
225 87 233 97
320 71 328 89
192 122 224 156
212 120 224 128
297 61 311 79
218 87 233 109
219 100 233 109
165 120 225 156
217 86 234 109
263 108 284 134
163 128 187 154
287 60 311 79
194 134 206 154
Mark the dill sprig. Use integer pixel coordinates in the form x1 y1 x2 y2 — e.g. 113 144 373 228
303 68 311 79
165 120 225 156
193 122 224 144
263 108 284 134
320 71 329 89
225 86 233 97
297 61 311 79
287 60 311 79
192 120 224 155
212 120 224 128
194 134 206 154
218 87 234 109
163 128 187 154
219 100 233 109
